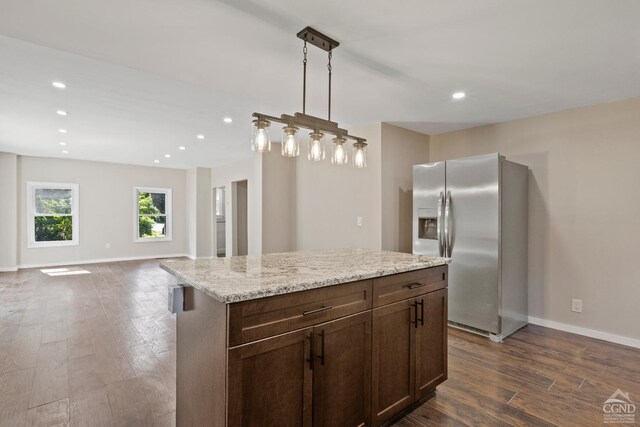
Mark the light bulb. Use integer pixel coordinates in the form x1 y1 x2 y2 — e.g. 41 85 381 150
255 129 267 150
352 141 368 168
281 125 299 157
251 118 271 152
308 131 325 161
331 136 348 165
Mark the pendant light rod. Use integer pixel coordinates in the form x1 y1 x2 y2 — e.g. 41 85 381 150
328 49 332 121
302 41 307 115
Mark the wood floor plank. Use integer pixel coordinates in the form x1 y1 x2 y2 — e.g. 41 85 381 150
69 387 113 427
29 340 69 408
26 398 69 427
106 376 155 427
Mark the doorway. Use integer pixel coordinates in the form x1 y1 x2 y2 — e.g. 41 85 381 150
232 180 248 256
214 187 226 257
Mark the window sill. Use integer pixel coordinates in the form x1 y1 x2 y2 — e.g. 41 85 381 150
134 237 173 243
27 240 79 249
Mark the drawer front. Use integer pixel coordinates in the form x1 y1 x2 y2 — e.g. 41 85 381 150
229 280 372 347
372 266 447 308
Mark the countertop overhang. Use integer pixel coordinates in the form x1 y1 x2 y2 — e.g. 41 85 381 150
160 249 450 303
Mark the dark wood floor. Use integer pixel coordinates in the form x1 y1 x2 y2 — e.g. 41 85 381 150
1 260 638 426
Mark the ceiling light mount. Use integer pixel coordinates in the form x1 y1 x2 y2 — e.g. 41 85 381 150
251 27 367 167
296 27 339 52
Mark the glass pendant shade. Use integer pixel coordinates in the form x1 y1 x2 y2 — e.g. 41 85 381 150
308 131 325 161
331 136 348 165
281 125 299 157
251 119 271 152
352 141 368 168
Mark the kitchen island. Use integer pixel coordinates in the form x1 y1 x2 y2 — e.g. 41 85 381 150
161 249 450 427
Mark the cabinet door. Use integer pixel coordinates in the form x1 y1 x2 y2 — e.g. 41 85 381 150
371 299 415 426
313 312 371 427
415 288 448 399
228 327 313 427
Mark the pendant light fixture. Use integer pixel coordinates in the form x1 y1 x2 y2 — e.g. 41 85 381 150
308 131 325 161
251 118 271 152
281 125 299 157
353 141 368 168
331 136 348 165
251 27 367 168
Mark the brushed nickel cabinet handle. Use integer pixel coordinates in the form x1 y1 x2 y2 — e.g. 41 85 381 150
303 305 333 316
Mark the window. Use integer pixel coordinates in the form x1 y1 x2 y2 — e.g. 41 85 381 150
27 182 79 248
134 187 172 242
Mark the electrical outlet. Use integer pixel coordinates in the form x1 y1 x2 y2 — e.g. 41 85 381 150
105 243 111 249
356 216 363 226
571 298 583 313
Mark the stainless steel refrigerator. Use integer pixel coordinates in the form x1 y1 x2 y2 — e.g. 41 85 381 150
413 153 528 342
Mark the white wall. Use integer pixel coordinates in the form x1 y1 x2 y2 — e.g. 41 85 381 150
261 143 295 254
380 124 430 253
211 155 262 256
430 96 640 341
0 152 18 271
17 155 188 267
294 123 382 251
186 168 197 257
187 167 213 259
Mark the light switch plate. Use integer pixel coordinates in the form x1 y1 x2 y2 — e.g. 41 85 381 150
356 216 363 226
571 298 583 313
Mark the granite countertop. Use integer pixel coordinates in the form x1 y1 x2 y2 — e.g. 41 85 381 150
160 249 450 303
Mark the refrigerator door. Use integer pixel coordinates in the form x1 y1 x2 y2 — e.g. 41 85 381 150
446 153 500 333
413 162 446 256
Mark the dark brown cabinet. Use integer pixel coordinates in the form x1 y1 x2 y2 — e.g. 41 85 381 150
415 288 447 400
177 266 448 427
372 289 448 426
371 299 415 425
313 312 371 427
228 313 371 427
227 327 313 427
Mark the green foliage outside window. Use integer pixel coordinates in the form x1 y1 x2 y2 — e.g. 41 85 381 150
34 192 73 242
138 192 166 238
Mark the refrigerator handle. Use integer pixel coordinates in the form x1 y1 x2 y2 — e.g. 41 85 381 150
445 191 453 257
437 191 445 257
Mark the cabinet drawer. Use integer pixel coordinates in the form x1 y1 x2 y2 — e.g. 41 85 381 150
229 280 372 347
372 266 447 307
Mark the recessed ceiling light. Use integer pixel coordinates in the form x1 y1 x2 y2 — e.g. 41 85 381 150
52 81 67 89
452 91 466 100
59 142 67 146
61 150 69 154
223 117 233 123
196 134 205 140
164 154 171 158
56 110 68 116
58 129 67 133
178 146 186 150
154 160 160 163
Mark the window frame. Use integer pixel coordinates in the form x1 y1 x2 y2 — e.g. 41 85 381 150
134 186 173 243
27 182 79 248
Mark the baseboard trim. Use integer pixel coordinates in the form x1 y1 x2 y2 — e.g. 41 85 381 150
528 316 640 349
0 267 18 272
17 253 190 270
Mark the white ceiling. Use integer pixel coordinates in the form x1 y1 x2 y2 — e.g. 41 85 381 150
1 0 639 168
